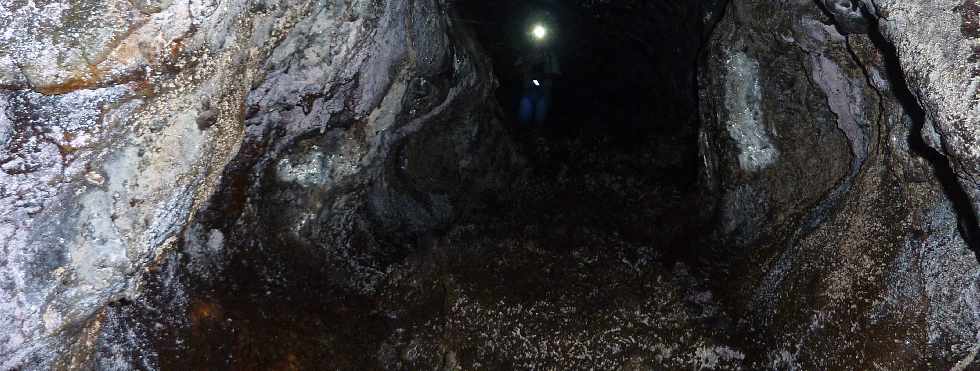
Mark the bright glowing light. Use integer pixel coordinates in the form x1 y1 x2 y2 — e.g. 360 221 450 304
531 24 548 40
532 79 541 86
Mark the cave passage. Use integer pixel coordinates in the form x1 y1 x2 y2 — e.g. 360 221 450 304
12 0 980 367
455 0 703 140
449 0 710 262
155 2 718 367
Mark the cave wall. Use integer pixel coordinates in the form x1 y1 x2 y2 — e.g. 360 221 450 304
1 0 283 365
871 0 980 222
3 0 980 368
699 0 980 367
0 0 516 367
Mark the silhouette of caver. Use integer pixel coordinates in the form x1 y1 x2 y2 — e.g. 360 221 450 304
516 12 560 126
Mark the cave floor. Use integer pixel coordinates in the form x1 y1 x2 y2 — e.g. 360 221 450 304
161 129 737 369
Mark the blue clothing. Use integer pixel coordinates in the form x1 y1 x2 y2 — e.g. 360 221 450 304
516 8 560 126
519 81 551 125
517 50 558 126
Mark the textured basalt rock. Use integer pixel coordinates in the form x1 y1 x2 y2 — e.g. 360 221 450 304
3 0 980 369
0 0 516 367
698 0 980 368
1 0 292 365
871 0 980 221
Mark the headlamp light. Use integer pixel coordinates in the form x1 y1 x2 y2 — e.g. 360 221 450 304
531 24 548 41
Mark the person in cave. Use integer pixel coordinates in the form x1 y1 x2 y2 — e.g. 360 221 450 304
516 11 561 126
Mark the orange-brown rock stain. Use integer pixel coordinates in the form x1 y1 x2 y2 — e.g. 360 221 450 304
190 299 224 326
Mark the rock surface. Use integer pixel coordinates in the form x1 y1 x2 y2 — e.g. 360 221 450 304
698 0 980 367
0 0 515 367
1 0 980 369
872 0 980 221
1 0 287 364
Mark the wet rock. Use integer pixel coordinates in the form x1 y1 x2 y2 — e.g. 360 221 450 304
3 0 520 366
699 0 980 368
0 0 350 366
870 0 980 228
698 2 854 249
3 0 980 368
820 0 873 34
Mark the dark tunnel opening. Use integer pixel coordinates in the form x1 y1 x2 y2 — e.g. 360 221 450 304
450 0 713 263
454 0 703 141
